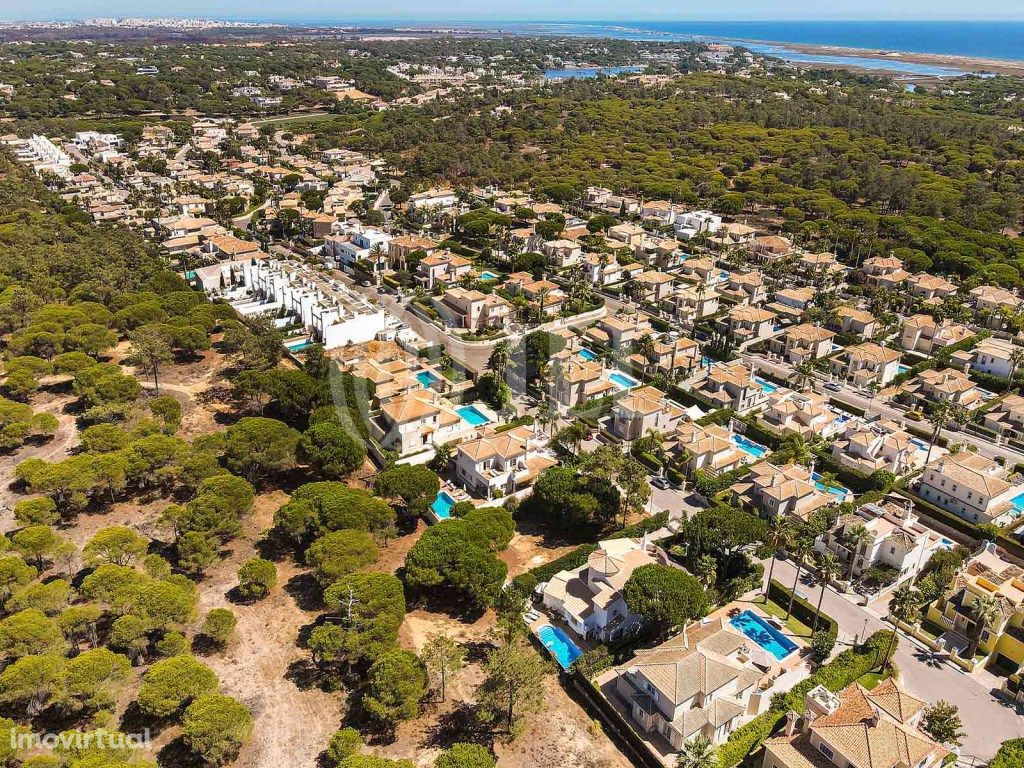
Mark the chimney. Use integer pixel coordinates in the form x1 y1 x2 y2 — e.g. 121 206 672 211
784 710 800 737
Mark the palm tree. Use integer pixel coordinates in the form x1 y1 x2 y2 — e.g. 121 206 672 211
925 401 967 465
812 552 841 634
695 555 717 591
764 516 791 598
842 524 870 582
487 340 513 378
882 585 922 671
783 434 812 467
964 594 1001 660
786 533 814 620
676 735 717 768
537 402 559 437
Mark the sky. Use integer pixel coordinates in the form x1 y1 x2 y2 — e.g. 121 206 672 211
2 1 1024 23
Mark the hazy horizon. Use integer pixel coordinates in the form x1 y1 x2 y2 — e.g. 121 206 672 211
3 2 1024 24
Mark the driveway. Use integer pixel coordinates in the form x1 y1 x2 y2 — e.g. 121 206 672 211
766 557 1024 761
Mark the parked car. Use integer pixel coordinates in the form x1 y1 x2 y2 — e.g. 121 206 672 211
651 475 672 490
824 381 843 392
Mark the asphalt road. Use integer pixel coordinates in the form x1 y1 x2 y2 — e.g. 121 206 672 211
768 557 1024 761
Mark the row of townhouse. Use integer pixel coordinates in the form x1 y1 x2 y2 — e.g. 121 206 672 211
235 258 387 348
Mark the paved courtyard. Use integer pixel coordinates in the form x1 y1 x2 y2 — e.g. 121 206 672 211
767 557 1024 761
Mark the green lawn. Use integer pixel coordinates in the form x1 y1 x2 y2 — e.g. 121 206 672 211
758 596 815 638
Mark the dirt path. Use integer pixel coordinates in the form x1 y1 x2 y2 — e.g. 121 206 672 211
0 392 78 533
192 490 344 768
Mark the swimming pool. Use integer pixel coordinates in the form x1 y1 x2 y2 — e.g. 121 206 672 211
285 338 313 352
733 434 768 460
609 372 639 390
812 472 851 499
579 348 598 362
753 376 778 394
1010 490 1024 518
479 271 499 281
431 491 455 520
416 370 441 388
897 364 912 375
538 625 582 669
729 610 798 661
457 405 491 426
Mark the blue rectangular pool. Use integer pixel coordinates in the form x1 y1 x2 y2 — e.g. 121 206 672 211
431 491 455 520
538 625 582 669
457 405 491 426
753 376 778 394
416 370 441 388
579 348 598 362
733 434 768 460
479 271 499 281
609 372 639 390
812 472 851 499
1010 490 1024 518
729 610 797 661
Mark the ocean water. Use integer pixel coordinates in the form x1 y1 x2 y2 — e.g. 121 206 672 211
496 21 1024 62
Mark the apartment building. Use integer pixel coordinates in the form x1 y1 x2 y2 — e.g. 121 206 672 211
673 209 723 240
611 386 685 440
916 451 1022 525
762 681 946 768
407 187 458 211
829 342 901 387
815 498 944 585
830 419 931 476
542 537 662 642
237 259 386 349
611 618 769 750
767 323 836 365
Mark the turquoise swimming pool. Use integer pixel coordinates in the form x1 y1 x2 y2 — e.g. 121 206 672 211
729 610 797 661
733 434 768 460
416 370 441 388
479 271 499 281
431 491 455 520
285 338 313 352
609 372 639 389
579 348 598 362
753 376 779 394
812 472 851 499
457 405 491 426
538 625 582 669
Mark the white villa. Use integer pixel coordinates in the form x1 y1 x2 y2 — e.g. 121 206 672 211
815 498 945 586
453 425 556 499
542 537 663 642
